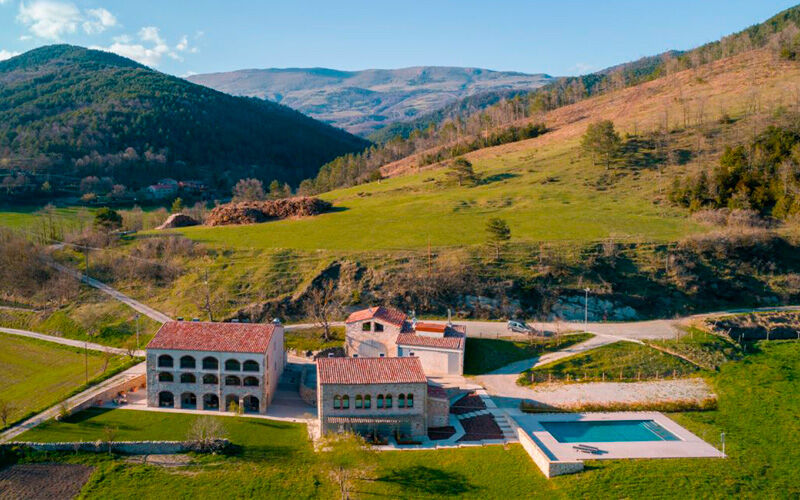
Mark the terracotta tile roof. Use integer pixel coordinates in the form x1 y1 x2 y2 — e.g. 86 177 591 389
345 306 407 327
317 357 426 385
414 322 447 333
396 332 466 351
146 321 276 353
427 384 448 399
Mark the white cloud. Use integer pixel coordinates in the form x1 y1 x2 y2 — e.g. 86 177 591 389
19 35 33 41
92 26 192 67
82 7 116 35
0 49 21 61
18 0 82 40
570 62 598 75
181 70 197 78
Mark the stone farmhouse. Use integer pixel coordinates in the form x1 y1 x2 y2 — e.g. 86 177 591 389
316 356 449 440
345 306 466 376
145 320 285 414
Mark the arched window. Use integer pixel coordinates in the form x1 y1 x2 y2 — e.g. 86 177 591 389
180 373 196 384
407 394 414 408
225 359 241 371
158 391 174 407
224 394 239 412
203 374 218 385
180 392 197 409
385 394 392 408
225 375 241 386
243 376 259 387
243 395 259 413
158 372 173 382
242 360 259 372
333 395 342 409
398 394 406 408
342 395 350 409
157 355 173 368
202 356 218 370
364 395 371 409
355 395 363 409
203 394 219 410
180 355 195 369
377 395 384 409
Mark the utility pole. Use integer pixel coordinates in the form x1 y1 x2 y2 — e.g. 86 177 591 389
721 432 725 458
84 339 88 385
203 268 213 322
584 288 590 325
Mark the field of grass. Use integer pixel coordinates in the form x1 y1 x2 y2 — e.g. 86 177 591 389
646 328 742 371
284 326 345 353
14 341 800 498
520 340 701 384
0 333 136 427
463 333 593 375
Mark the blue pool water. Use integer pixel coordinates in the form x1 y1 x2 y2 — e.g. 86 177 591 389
541 420 680 443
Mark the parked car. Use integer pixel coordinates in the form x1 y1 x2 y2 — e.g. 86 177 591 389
507 320 534 334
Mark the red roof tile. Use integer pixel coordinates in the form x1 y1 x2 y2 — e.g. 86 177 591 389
345 306 407 327
396 332 466 351
414 322 447 333
147 321 276 353
317 357 426 385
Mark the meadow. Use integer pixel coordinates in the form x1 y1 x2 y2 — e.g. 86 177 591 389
0 333 136 428
463 333 593 375
14 340 800 498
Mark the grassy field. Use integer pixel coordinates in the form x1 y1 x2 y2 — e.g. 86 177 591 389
645 328 742 371
0 333 136 427
284 326 345 353
463 333 593 375
14 341 800 498
521 341 701 384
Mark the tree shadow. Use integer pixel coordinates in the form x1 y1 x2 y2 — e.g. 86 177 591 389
374 466 477 496
481 173 520 185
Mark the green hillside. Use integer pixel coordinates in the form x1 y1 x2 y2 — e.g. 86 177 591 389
0 45 368 189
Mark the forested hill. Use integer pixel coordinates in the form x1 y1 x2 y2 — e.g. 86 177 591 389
0 45 369 190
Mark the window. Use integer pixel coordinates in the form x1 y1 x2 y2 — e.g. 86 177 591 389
353 354 358 358
225 375 241 386
364 395 371 409
180 355 195 369
409 351 415 357
398 394 405 408
202 374 218 385
342 395 350 409
362 322 371 332
377 395 384 409
158 372 173 382
407 394 414 408
243 360 259 372
333 395 342 409
374 322 384 332
243 376 259 387
385 394 392 408
379 353 385 357
355 395 363 409
225 359 241 371
157 355 173 368
180 373 196 384
202 356 218 370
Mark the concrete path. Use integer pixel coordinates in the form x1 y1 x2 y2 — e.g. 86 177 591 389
0 362 146 443
0 327 143 356
47 261 171 323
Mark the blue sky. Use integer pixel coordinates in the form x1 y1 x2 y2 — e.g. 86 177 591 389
0 1 797 76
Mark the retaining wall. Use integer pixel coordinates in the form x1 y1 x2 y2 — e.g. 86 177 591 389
507 415 583 478
3 439 228 455
68 373 147 416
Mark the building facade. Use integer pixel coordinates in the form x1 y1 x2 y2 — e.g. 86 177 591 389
345 307 466 376
317 357 431 440
145 320 285 414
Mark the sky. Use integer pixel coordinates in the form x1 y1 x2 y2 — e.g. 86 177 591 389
0 0 797 77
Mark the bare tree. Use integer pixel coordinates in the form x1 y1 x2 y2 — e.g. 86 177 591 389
187 416 228 452
320 432 375 500
305 280 342 341
102 425 118 456
0 399 14 428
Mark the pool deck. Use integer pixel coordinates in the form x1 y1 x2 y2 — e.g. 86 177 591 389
507 410 723 462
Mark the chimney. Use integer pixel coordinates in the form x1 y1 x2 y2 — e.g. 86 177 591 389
447 308 452 326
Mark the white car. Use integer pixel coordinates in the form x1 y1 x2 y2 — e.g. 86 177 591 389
507 320 534 334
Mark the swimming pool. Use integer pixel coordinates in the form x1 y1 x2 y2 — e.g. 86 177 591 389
541 419 680 443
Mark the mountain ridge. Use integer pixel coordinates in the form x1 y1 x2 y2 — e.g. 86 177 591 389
188 66 552 135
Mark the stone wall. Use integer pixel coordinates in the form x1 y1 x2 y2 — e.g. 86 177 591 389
299 366 317 407
426 396 449 428
508 417 583 478
68 373 146 416
4 439 229 455
345 319 402 357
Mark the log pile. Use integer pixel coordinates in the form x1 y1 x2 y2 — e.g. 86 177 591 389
206 197 332 226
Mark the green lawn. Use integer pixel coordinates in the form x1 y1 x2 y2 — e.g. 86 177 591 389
521 340 700 384
645 328 742 371
284 326 345 353
14 341 800 498
169 139 700 251
0 333 136 428
464 333 594 375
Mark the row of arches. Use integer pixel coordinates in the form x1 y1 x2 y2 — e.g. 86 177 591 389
157 355 259 372
158 391 260 412
157 372 259 386
333 393 414 410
